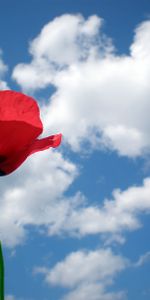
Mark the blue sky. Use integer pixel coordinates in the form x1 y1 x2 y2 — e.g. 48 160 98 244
1 1 150 299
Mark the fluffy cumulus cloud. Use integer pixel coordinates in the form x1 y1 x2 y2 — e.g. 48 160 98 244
0 49 9 90
12 14 105 90
1 144 150 247
12 15 150 157
0 150 78 247
35 248 127 300
45 177 150 241
4 13 150 248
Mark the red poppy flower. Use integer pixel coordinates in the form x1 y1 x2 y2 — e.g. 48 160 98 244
0 90 62 176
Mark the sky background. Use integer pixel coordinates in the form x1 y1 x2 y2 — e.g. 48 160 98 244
0 1 150 299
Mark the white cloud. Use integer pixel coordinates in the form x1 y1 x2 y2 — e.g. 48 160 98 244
2 16 150 246
1 145 150 247
134 251 150 267
6 296 15 300
35 248 127 300
130 20 150 60
12 15 150 157
6 15 150 300
0 50 7 75
30 14 102 65
0 150 78 247
45 177 150 241
0 80 9 90
0 49 9 90
102 125 145 157
63 284 126 300
12 14 105 91
45 249 126 286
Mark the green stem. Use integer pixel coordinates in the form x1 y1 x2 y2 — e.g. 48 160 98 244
0 242 4 300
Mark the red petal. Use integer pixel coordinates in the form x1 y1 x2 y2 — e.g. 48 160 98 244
0 91 43 155
29 133 62 155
